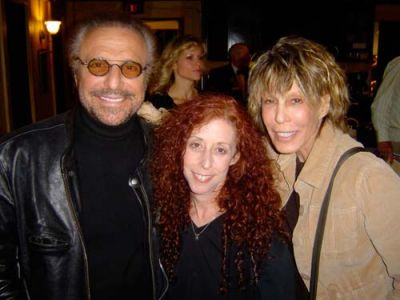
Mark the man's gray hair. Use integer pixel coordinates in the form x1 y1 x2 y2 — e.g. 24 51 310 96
68 12 156 82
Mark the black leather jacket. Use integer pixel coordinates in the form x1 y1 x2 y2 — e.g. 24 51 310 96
0 111 167 300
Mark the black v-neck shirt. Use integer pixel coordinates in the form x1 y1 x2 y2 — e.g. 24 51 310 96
168 215 225 300
167 214 298 300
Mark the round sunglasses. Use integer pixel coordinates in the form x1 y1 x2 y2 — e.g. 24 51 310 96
74 57 147 78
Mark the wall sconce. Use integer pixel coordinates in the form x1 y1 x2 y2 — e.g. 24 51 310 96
45 20 61 35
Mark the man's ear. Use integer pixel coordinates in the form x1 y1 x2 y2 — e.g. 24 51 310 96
73 72 78 86
319 94 330 118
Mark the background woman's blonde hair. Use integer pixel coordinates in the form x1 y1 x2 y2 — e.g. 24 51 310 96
148 35 205 95
248 36 349 132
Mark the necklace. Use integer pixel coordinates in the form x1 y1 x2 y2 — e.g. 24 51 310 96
190 219 212 240
190 198 224 240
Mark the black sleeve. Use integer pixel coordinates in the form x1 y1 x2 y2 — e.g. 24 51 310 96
257 233 308 300
0 160 26 299
148 94 175 110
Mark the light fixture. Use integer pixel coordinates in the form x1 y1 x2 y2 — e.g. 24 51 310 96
45 20 61 35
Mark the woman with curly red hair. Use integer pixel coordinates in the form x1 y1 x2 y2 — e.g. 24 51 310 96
151 94 299 299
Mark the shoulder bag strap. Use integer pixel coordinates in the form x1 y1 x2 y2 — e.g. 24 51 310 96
309 147 366 299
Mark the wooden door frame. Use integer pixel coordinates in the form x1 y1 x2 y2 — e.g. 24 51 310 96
0 1 11 135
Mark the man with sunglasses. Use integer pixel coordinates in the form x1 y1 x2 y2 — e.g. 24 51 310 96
0 13 167 300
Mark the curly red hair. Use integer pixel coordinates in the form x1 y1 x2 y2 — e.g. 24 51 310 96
151 94 283 289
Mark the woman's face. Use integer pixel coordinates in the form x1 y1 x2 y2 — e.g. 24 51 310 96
183 118 240 202
173 46 204 82
261 82 329 161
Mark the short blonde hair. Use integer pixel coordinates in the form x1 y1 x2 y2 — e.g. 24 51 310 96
248 36 349 132
148 35 205 94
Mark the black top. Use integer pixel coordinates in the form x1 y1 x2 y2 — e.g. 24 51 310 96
74 108 151 299
167 214 299 300
283 158 305 236
148 93 176 110
282 158 310 299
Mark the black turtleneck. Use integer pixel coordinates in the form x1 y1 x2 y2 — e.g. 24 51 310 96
74 107 151 299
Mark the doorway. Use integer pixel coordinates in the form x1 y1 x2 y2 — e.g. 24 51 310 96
5 1 32 130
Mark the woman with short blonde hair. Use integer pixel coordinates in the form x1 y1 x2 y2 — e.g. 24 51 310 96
248 36 400 299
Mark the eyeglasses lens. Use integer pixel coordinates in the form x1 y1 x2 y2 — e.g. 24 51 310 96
122 62 142 78
88 60 109 76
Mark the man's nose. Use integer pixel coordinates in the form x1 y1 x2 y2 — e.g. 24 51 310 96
103 65 124 89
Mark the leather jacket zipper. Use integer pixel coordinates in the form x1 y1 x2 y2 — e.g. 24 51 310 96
158 257 169 300
128 172 158 300
61 166 91 300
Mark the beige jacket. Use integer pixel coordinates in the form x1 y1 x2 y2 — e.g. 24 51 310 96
270 121 400 299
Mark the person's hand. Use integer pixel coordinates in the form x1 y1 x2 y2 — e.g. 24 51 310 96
377 141 393 163
137 101 163 125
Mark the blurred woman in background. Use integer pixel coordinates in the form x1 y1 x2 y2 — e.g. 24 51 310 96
138 35 205 125
148 34 205 109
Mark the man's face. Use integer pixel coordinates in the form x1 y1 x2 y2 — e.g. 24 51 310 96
231 45 250 70
75 26 148 126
